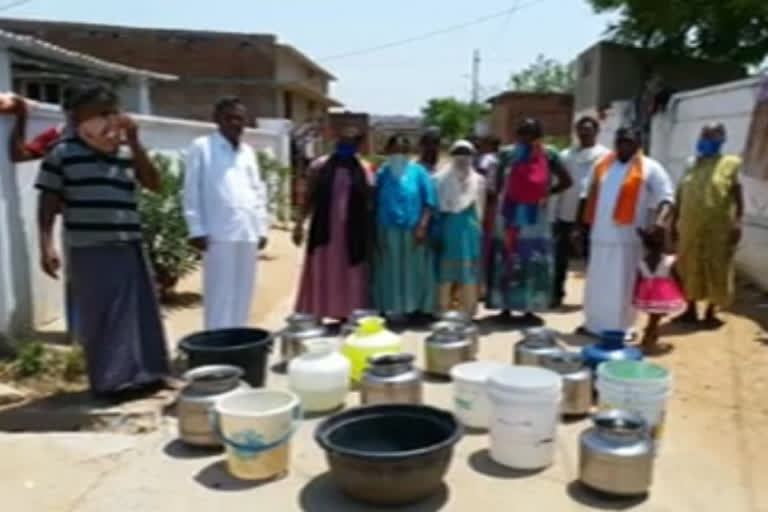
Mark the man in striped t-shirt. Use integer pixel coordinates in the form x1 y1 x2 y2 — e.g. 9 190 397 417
35 84 170 399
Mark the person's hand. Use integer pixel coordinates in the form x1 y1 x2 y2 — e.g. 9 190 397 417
292 224 304 246
414 223 428 245
188 236 208 252
730 222 742 248
120 114 139 145
570 226 585 257
40 245 61 279
0 94 27 116
258 237 268 251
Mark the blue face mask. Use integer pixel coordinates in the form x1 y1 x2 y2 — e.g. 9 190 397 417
335 142 357 158
518 143 532 161
696 138 723 157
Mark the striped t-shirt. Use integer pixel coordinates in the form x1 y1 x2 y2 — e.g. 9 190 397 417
35 138 142 247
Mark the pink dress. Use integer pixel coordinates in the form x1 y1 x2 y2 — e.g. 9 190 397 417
634 255 686 314
295 160 370 319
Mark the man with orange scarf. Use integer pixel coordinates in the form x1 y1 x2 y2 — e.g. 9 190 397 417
581 128 674 336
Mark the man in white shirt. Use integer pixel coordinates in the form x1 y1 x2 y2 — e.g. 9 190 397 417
581 127 674 335
552 117 610 307
184 97 269 329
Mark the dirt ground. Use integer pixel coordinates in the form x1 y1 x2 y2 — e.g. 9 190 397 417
2 229 768 511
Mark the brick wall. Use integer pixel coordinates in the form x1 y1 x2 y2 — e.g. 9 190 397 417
489 92 574 144
0 19 279 122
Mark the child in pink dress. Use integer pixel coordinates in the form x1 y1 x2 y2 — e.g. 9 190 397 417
634 228 686 354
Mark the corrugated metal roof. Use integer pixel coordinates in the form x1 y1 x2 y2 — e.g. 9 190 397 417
0 28 177 81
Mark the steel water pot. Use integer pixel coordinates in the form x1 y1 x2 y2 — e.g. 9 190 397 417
514 327 562 366
361 353 422 405
541 351 593 416
177 365 250 447
280 313 327 363
579 410 655 496
425 322 475 377
341 310 379 337
433 311 480 357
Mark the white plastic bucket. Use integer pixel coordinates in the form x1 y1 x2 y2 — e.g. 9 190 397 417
487 366 562 469
212 390 300 481
451 361 507 429
596 361 672 443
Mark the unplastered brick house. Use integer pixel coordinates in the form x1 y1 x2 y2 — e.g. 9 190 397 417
0 18 342 127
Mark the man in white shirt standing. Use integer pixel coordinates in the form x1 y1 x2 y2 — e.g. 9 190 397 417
581 127 674 335
552 117 610 307
183 97 269 329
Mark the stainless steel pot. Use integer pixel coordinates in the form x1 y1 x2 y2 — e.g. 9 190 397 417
433 311 479 357
280 313 327 362
514 327 562 366
579 410 655 496
341 309 379 337
425 322 475 377
361 353 422 405
177 365 250 447
541 351 593 416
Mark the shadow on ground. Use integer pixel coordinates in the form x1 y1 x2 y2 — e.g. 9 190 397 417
195 460 288 491
468 449 546 479
161 291 203 312
0 389 174 433
566 481 648 510
299 473 449 511
163 439 222 460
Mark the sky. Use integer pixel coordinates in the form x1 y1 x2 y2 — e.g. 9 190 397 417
3 0 615 115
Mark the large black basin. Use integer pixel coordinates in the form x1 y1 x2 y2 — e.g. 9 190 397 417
314 404 463 505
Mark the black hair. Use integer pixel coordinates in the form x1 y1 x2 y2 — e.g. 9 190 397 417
576 116 599 131
386 133 411 151
517 118 543 138
214 96 244 116
615 126 643 143
67 84 118 111
482 134 501 149
420 126 441 144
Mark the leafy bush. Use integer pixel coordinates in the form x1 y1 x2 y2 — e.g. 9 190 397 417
139 153 200 299
15 342 44 377
257 151 291 223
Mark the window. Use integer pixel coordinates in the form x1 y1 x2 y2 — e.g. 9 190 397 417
283 91 294 119
19 81 63 104
580 56 593 78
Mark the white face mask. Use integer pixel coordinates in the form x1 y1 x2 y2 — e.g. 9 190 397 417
388 154 408 175
453 155 472 170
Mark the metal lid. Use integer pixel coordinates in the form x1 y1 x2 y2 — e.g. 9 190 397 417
593 409 648 437
541 351 586 374
521 327 558 347
439 311 471 324
366 353 416 376
183 364 243 382
285 312 321 329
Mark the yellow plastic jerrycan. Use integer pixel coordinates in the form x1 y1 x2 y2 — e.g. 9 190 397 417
342 316 403 382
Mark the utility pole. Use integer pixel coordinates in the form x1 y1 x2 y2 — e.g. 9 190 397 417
471 49 480 105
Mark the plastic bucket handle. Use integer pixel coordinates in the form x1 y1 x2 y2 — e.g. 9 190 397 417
209 405 302 455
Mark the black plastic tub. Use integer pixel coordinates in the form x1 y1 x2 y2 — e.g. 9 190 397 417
178 328 273 387
315 404 463 505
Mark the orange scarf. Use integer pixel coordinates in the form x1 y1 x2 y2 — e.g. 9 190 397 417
583 152 644 225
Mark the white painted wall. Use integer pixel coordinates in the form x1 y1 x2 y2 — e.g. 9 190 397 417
0 100 288 338
648 76 768 289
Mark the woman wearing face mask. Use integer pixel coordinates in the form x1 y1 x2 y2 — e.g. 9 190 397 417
293 127 374 320
673 123 743 327
433 140 486 316
486 119 573 323
373 134 437 319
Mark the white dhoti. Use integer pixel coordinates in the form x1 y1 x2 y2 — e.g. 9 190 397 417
584 240 641 335
203 241 259 329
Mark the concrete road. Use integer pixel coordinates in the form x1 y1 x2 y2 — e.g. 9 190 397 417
2 230 767 511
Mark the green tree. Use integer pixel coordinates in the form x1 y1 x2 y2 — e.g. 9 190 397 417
509 54 576 93
588 0 768 65
421 98 488 141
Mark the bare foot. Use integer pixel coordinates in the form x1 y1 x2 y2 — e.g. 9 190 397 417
642 343 674 356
